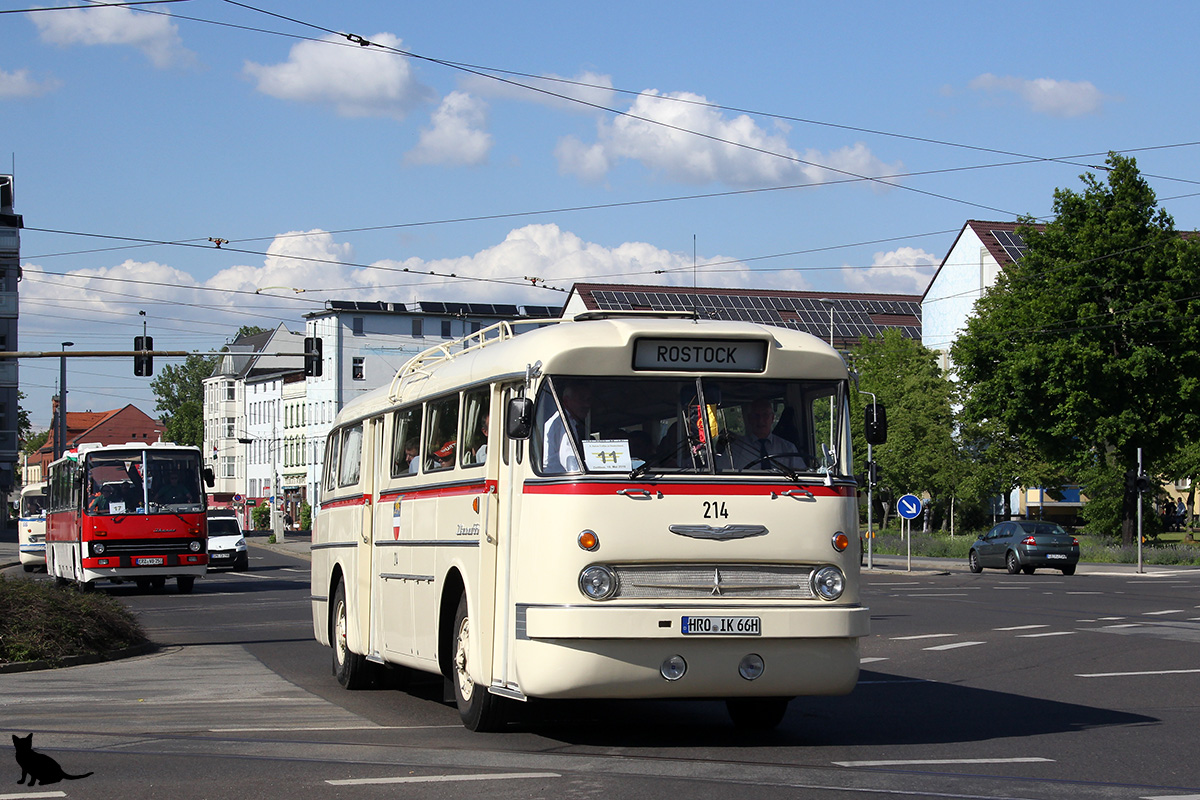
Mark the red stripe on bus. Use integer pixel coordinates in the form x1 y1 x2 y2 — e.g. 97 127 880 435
378 481 496 502
320 495 371 510
522 482 855 497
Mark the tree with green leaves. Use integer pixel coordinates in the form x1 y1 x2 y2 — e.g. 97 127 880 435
952 153 1200 543
849 328 959 532
151 353 217 447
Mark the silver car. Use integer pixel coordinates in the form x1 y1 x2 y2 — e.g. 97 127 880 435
968 520 1080 576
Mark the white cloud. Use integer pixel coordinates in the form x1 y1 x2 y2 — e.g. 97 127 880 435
406 91 492 166
244 33 431 120
0 68 60 98
968 73 1109 117
32 5 194 69
841 246 938 294
462 70 616 113
556 90 902 187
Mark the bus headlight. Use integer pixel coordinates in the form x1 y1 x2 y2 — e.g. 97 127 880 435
579 565 617 600
812 566 845 601
92 542 106 555
189 540 202 553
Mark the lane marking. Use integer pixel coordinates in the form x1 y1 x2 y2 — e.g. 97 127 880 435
906 593 970 597
993 586 1030 590
328 772 561 786
890 633 955 641
1103 624 1143 629
212 724 460 732
860 657 888 663
833 757 1053 767
1017 631 1076 638
0 793 67 799
924 641 986 651
1141 794 1200 799
1144 610 1185 616
1079 668 1200 678
1067 591 1103 595
994 624 1048 631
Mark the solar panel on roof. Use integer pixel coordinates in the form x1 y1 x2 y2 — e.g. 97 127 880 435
990 229 1028 263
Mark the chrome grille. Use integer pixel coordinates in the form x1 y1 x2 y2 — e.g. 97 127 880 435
611 564 815 600
97 538 197 554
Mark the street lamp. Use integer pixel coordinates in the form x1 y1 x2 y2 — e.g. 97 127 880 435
55 341 74 460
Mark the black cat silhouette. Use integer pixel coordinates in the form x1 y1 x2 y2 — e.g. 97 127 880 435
12 733 93 786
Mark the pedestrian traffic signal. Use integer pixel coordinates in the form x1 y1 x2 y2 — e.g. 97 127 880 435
304 336 323 377
868 460 880 487
133 335 153 376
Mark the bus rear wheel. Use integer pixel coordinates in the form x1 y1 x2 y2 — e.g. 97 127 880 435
726 697 791 730
332 581 370 689
452 594 508 732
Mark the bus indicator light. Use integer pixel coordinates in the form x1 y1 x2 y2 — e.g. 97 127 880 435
578 530 599 551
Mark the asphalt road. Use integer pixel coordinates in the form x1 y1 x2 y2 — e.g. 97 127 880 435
3 543 1200 800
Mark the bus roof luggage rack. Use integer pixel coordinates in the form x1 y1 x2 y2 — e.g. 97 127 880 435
388 318 549 402
572 310 699 322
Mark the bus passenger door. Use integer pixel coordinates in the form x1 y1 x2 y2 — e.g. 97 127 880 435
489 384 523 694
358 417 381 661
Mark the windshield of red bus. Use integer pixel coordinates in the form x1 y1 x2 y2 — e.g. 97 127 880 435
84 449 203 515
532 376 849 479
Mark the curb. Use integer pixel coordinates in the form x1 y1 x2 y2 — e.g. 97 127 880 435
0 641 160 674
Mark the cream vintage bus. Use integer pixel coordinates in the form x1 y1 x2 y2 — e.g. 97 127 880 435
311 312 884 731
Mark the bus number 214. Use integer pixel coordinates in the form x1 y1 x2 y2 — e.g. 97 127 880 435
703 501 729 519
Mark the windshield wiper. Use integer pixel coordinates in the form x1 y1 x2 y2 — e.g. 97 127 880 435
726 438 803 482
629 436 691 480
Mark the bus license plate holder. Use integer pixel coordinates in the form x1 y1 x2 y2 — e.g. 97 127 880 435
681 616 760 635
136 556 165 566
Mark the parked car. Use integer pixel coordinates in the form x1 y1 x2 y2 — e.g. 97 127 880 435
207 514 248 571
968 520 1080 575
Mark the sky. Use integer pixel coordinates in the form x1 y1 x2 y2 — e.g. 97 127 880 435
4 0 1200 428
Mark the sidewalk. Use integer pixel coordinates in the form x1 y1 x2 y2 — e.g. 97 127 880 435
245 530 312 562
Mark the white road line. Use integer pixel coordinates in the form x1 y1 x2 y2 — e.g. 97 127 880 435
993 586 1030 590
994 624 1049 631
925 641 986 651
1097 616 1127 620
1079 668 1200 678
1017 631 1076 638
1144 609 1185 615
833 757 1053 767
1141 794 1200 799
328 772 561 786
860 657 888 663
906 593 971 597
890 633 956 641
1103 624 1144 629
1067 591 1103 595
0 793 66 799
212 724 460 732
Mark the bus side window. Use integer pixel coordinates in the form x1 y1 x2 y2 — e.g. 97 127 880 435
461 389 489 467
425 395 460 472
390 406 423 477
323 431 340 493
339 423 364 487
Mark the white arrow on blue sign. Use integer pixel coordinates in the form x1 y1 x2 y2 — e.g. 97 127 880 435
896 493 923 519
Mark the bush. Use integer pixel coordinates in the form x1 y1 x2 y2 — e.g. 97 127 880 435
0 576 146 666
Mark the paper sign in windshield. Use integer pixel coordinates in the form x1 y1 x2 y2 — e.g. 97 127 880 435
582 439 633 472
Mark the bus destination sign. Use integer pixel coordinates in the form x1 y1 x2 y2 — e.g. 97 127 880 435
632 338 767 372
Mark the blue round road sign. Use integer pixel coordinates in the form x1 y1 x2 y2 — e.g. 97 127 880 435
896 493 923 519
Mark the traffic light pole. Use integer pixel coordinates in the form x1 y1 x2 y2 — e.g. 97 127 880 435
1137 446 1144 574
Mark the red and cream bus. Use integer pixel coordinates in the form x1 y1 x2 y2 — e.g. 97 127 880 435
311 313 885 730
47 442 212 594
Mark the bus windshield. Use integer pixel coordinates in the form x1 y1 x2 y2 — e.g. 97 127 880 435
19 491 45 517
532 375 848 478
85 449 203 515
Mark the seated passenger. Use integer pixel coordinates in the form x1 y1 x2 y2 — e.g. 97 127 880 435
731 399 806 470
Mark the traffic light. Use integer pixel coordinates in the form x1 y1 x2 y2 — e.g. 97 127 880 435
304 336 323 377
864 403 888 445
1136 472 1152 494
133 335 153 376
868 460 880 487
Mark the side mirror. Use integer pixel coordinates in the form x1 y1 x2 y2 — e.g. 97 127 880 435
203 466 215 488
506 397 533 440
864 403 888 445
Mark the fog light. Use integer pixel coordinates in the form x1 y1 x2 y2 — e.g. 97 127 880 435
812 566 845 600
661 654 687 681
97 558 109 566
189 540 202 553
738 654 765 680
579 565 616 600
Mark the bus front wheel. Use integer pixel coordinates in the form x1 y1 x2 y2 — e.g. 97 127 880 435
452 594 508 732
177 576 195 594
332 581 370 689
